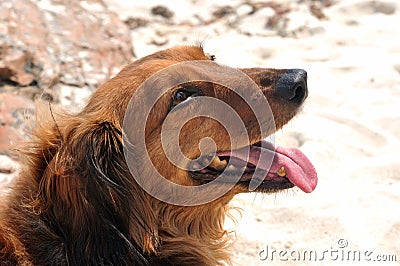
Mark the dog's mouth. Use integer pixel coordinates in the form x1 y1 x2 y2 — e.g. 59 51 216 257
190 140 317 193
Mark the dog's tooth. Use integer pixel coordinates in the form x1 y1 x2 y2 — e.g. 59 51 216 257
226 165 236 172
277 166 286 177
210 156 227 170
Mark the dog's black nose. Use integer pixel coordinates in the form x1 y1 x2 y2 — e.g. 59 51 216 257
276 69 308 104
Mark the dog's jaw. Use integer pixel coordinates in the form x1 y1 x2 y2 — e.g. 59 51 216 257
189 139 317 193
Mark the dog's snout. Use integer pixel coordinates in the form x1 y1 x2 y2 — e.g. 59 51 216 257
276 69 308 104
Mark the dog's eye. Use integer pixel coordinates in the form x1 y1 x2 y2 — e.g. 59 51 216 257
171 86 202 109
173 91 189 105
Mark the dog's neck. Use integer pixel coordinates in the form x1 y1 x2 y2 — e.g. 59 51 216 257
147 198 234 265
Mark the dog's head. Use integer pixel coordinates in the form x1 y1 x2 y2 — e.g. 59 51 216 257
86 45 317 205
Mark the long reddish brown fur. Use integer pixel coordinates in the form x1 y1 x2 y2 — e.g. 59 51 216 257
0 45 301 265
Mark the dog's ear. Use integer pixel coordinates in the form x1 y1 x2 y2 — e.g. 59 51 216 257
36 120 157 265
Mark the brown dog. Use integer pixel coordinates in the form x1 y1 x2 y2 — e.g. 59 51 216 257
0 45 317 265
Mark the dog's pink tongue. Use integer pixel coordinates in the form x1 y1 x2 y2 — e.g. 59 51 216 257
271 146 318 193
218 143 318 193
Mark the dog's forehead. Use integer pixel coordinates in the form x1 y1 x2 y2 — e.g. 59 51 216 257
119 46 211 79
156 45 210 61
135 45 210 66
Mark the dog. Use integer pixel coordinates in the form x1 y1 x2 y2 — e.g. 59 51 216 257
0 45 317 265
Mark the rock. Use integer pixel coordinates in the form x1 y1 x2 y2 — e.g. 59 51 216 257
124 17 149 30
236 3 255 17
337 1 397 16
0 0 135 155
151 5 174 19
369 1 397 14
212 6 236 19
0 155 16 174
0 0 134 90
284 5 324 38
0 93 33 156
0 155 19 194
238 7 276 36
309 3 327 19
0 48 35 86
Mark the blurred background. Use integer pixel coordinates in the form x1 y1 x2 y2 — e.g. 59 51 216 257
1 0 399 265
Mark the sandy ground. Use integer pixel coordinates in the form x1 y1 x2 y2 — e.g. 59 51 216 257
2 0 400 265
103 0 400 265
